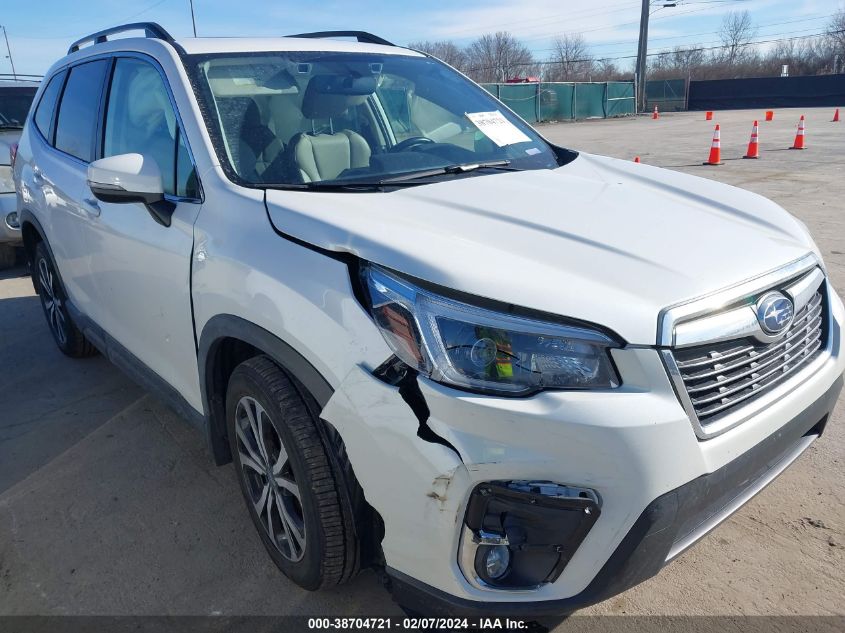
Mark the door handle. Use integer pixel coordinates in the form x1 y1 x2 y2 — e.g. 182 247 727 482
32 169 45 185
82 197 101 217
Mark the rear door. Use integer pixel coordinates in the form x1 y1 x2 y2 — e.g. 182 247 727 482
31 60 110 316
84 55 203 411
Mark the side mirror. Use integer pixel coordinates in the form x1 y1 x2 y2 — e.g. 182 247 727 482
87 153 175 227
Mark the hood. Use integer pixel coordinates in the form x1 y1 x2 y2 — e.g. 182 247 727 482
265 153 818 344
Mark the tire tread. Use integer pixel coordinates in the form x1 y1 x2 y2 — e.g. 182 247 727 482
34 242 97 359
232 356 363 588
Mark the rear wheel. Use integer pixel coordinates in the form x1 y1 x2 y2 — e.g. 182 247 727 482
226 356 363 590
34 241 96 358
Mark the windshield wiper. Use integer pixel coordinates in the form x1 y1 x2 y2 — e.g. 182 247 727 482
0 123 24 130
275 181 422 191
264 161 522 192
378 160 520 184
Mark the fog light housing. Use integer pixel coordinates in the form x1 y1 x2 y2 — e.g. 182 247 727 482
459 481 600 590
5 211 20 230
479 543 511 582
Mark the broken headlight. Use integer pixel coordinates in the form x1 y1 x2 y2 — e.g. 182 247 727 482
361 264 620 395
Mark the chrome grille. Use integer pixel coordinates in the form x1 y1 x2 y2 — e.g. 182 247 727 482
672 291 825 422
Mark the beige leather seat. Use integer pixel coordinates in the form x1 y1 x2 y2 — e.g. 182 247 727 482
291 131 371 183
289 77 371 183
267 96 308 147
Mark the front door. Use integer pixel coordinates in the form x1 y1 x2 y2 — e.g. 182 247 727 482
84 56 203 412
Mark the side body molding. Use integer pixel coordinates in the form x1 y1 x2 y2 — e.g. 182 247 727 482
197 313 335 464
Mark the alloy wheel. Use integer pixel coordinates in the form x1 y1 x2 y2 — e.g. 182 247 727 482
235 395 307 562
38 256 67 346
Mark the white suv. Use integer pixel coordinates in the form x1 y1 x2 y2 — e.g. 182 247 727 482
14 23 844 616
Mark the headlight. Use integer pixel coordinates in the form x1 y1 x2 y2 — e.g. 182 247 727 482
362 264 620 395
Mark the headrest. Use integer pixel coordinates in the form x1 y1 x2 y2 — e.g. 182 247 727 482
302 74 376 119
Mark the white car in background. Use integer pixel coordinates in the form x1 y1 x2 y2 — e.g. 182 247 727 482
0 79 39 269
13 23 844 617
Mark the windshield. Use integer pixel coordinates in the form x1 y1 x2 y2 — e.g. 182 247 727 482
0 87 37 128
190 51 559 188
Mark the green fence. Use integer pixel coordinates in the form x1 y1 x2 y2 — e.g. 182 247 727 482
645 79 687 112
480 81 635 122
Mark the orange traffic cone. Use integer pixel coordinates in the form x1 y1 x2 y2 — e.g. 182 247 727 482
744 120 760 159
790 115 806 150
765 110 774 121
705 111 713 121
652 105 659 120
704 124 723 165
633 156 641 163
834 108 840 122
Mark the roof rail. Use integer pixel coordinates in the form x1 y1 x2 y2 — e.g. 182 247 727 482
0 73 43 81
68 22 175 55
287 31 395 47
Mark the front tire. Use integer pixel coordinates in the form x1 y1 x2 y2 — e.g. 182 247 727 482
226 356 363 590
34 241 96 358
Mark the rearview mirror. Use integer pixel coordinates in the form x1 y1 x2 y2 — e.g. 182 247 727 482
87 153 175 227
310 74 377 96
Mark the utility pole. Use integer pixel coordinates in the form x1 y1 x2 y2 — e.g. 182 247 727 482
635 0 650 113
1 25 17 81
189 0 198 37
635 2 676 113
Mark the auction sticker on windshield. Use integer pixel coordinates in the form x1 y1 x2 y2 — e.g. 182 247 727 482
466 110 531 147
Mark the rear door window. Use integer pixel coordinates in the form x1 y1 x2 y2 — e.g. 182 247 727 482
54 60 109 162
33 71 66 141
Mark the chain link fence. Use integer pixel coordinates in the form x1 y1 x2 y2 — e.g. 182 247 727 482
644 79 687 112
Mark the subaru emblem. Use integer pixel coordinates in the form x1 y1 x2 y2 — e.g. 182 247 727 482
756 292 794 335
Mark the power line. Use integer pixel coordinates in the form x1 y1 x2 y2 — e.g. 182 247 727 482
12 0 172 41
465 29 844 74
515 4 724 45
447 0 735 45
431 1 641 40
577 14 831 52
569 24 838 60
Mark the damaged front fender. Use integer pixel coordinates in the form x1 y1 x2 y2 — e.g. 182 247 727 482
320 365 474 596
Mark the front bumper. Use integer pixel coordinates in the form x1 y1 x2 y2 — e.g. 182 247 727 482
320 284 844 615
386 373 841 617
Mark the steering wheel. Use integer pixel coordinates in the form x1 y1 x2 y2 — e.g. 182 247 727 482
389 136 435 153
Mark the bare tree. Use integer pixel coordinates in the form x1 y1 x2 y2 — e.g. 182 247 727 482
465 32 535 83
760 37 830 77
827 7 845 72
671 46 706 76
648 45 705 80
408 10 844 86
593 58 622 81
408 40 468 72
546 33 593 81
719 10 757 67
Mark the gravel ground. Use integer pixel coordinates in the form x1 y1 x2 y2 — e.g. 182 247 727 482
0 106 842 623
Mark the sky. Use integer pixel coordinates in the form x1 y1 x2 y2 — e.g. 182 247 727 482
1 0 842 77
